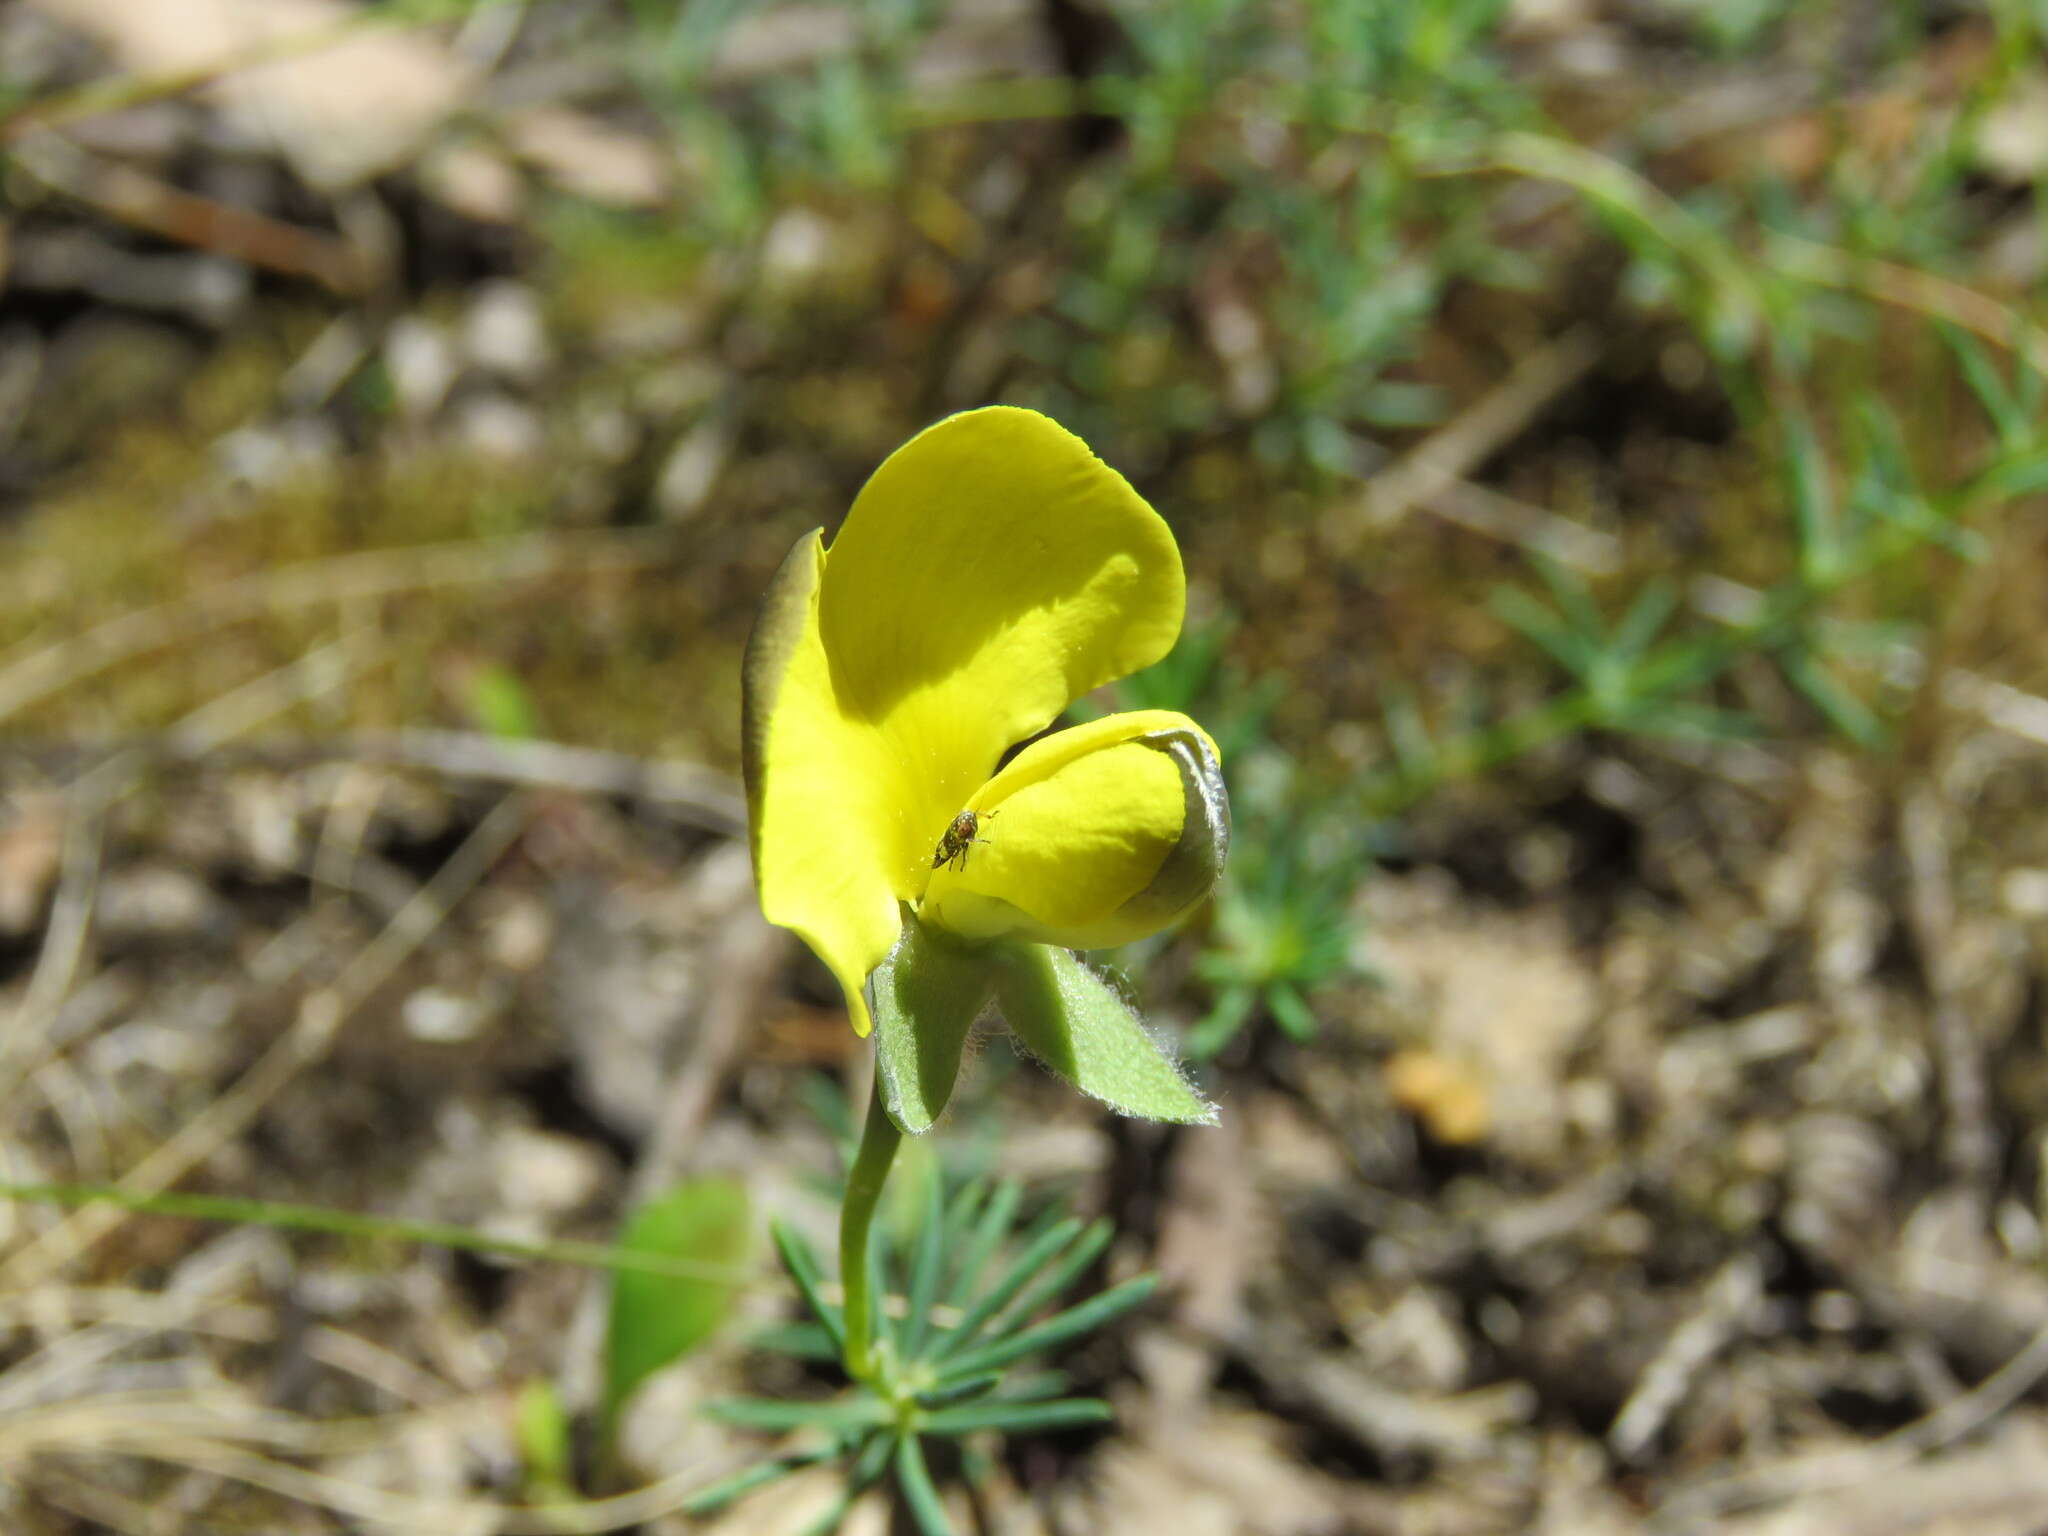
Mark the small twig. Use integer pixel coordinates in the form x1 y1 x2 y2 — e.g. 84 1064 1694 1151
9 130 365 293
1609 1252 1766 1462
1324 324 1603 555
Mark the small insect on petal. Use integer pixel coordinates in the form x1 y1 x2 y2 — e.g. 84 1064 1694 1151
931 809 998 872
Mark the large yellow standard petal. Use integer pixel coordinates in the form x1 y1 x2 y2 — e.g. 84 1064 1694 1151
920 710 1229 949
744 408 1186 1035
820 407 1184 899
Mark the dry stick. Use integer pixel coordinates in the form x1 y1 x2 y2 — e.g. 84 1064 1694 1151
1609 1251 1766 1462
1321 324 1604 557
1942 671 2048 749
0 528 675 729
9 129 365 293
0 1381 465 1462
0 795 532 1295
1653 1317 2048 1527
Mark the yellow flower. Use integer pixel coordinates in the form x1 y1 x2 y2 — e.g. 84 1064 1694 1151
743 406 1226 1047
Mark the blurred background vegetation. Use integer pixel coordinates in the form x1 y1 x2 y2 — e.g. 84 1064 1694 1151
6 0 2048 1531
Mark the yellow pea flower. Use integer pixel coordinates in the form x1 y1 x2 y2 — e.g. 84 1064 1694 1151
742 406 1227 1054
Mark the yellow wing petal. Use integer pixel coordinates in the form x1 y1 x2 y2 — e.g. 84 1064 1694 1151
743 530 902 1035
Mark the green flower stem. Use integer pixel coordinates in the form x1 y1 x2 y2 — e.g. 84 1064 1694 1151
839 1073 903 1383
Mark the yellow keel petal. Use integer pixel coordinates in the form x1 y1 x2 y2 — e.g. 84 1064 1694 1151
921 710 1228 949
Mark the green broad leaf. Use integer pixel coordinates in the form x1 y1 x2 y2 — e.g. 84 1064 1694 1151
990 944 1215 1125
979 1369 1070 1402
1611 580 1678 663
1960 448 2048 507
1938 321 2023 446
871 917 994 1135
848 1428 896 1487
602 1177 751 1432
1489 586 1592 676
1380 683 1437 784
